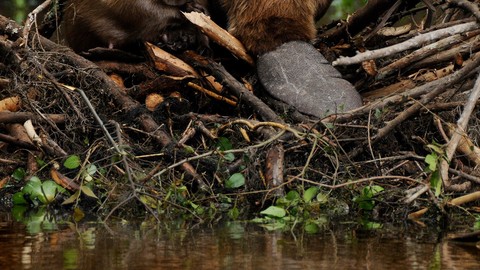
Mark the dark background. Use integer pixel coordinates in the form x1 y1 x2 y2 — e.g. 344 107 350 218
0 0 367 24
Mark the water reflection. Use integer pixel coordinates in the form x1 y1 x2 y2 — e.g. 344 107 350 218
1 212 479 270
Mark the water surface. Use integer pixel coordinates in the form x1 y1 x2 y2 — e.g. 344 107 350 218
1 212 479 270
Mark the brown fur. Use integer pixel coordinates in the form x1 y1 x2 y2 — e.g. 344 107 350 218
220 0 332 55
59 0 209 52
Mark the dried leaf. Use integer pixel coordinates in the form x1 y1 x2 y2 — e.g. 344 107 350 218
50 168 80 191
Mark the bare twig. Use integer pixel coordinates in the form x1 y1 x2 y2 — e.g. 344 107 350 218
376 30 479 79
333 21 479 66
448 0 480 22
449 191 480 205
439 73 480 190
404 184 430 204
22 0 52 47
324 52 480 125
184 51 282 122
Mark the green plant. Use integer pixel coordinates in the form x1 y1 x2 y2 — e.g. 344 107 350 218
11 206 61 234
11 167 26 181
360 219 383 229
474 215 480 230
225 173 245 189
60 155 99 205
64 155 81 169
353 185 384 211
13 176 66 205
216 137 234 162
425 143 445 197
252 187 328 232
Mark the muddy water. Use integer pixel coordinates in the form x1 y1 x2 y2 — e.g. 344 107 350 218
1 213 479 270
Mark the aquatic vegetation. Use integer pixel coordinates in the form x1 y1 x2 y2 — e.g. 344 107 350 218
13 177 66 205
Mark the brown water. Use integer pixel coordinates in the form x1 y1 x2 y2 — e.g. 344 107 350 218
1 211 479 270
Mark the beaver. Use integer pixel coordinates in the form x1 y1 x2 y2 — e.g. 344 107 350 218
57 0 210 53
219 0 333 55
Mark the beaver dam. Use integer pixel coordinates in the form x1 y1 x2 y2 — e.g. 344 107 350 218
1 0 480 228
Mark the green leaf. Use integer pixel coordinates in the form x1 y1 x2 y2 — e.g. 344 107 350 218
369 185 384 196
303 187 319 203
64 155 81 169
62 190 81 205
183 145 195 154
175 185 188 193
40 180 65 204
259 222 287 231
425 153 438 171
277 190 301 208
35 157 46 168
426 144 444 155
285 190 300 201
29 176 42 183
21 179 63 205
12 168 26 181
223 152 235 162
187 201 205 215
357 200 375 211
430 170 442 197
225 173 245 189
80 186 98 199
22 179 43 201
12 192 28 205
11 205 28 220
139 195 158 209
316 193 329 204
250 217 266 224
474 216 480 230
304 222 319 234
216 137 233 151
363 221 383 230
260 206 286 218
361 185 383 198
353 196 374 211
228 207 240 220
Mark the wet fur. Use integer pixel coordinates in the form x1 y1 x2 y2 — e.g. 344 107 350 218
60 0 209 52
219 0 332 55
58 0 333 55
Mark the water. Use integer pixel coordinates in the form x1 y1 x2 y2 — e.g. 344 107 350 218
1 212 479 270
